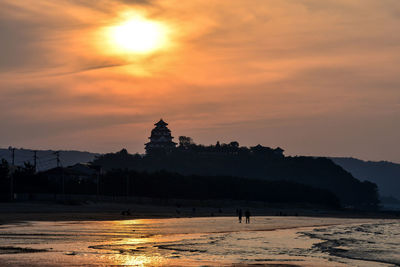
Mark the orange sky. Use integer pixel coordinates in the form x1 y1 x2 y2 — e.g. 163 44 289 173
1 0 399 162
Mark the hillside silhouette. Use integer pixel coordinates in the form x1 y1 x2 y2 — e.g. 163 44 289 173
0 159 339 208
1 148 396 206
0 143 383 209
93 140 379 208
331 157 400 200
0 148 98 171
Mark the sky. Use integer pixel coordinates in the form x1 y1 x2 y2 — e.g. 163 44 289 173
1 0 399 162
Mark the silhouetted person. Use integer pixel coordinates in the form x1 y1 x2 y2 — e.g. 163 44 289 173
121 209 131 216
238 209 243 223
245 209 251 224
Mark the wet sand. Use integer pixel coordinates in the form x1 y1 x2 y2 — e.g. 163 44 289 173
0 201 311 224
0 201 238 224
0 202 398 266
0 216 385 266
0 201 395 225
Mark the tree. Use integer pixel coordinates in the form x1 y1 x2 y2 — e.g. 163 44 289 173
119 148 128 155
229 141 239 148
178 136 194 148
0 159 10 196
21 162 36 176
0 159 9 180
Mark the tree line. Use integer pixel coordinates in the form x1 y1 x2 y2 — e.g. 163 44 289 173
0 159 340 208
0 138 380 209
93 138 380 209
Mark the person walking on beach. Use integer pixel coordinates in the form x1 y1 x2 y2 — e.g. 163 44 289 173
245 209 251 224
238 209 243 223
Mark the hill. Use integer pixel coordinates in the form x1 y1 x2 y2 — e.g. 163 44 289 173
4 146 397 209
0 148 98 171
331 157 400 200
93 145 379 208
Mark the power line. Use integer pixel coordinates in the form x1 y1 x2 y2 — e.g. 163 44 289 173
4 148 67 171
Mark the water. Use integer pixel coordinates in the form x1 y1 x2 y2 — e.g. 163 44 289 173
300 222 400 266
0 217 398 266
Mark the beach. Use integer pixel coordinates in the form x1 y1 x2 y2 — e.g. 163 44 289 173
1 201 396 225
0 202 398 266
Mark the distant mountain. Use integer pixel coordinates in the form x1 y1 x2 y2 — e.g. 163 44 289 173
0 148 98 171
331 157 400 200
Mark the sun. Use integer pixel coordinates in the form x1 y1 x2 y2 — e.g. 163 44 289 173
110 17 168 54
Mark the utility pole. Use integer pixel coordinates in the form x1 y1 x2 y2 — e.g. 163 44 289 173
126 174 129 200
33 150 38 173
97 171 100 201
92 165 101 201
8 147 15 201
54 151 60 168
54 151 64 200
9 147 15 166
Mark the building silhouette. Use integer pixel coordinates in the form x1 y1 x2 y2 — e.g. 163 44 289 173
145 119 177 154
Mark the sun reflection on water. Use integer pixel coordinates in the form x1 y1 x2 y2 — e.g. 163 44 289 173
98 219 189 266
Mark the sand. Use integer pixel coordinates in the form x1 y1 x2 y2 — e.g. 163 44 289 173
0 215 391 266
1 202 397 266
0 201 397 225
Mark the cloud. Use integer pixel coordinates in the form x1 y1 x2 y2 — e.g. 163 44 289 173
0 0 400 161
48 62 128 76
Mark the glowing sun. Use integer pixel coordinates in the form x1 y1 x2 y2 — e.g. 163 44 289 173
110 17 168 54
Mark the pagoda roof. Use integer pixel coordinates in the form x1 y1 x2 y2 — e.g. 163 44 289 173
155 119 168 126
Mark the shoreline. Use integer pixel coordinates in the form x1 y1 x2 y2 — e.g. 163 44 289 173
0 215 393 267
1 200 399 225
0 207 397 266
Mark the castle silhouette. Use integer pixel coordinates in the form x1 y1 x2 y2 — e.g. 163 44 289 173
145 119 177 154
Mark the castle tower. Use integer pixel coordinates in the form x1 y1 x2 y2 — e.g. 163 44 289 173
145 119 177 154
